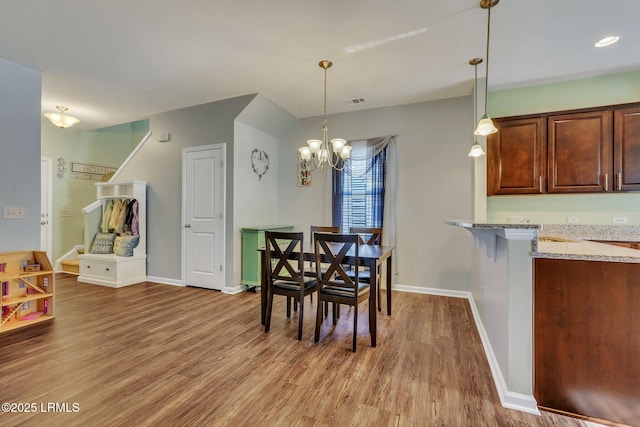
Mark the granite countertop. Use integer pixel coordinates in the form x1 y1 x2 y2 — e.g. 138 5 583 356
535 224 640 263
447 220 640 263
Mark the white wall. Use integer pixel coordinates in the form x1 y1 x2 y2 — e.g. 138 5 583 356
232 122 280 286
0 58 41 252
278 97 475 291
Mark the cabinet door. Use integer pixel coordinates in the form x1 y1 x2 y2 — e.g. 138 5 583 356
547 111 612 193
614 106 640 191
487 117 545 195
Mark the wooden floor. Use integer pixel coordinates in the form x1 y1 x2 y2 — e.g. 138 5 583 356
0 274 606 427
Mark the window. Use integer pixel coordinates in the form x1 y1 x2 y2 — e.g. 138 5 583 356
332 140 387 233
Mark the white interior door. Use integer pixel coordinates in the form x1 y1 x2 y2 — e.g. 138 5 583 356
40 157 53 259
183 145 225 290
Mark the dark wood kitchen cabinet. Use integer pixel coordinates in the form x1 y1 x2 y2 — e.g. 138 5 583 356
534 258 640 426
487 102 640 195
487 117 545 195
614 106 640 191
547 110 612 193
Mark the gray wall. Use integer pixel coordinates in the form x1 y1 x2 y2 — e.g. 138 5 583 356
115 95 256 285
278 96 475 291
0 58 41 252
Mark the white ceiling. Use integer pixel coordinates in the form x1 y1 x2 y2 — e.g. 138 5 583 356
1 0 639 131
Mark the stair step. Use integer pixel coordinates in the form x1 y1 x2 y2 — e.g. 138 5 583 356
61 259 80 274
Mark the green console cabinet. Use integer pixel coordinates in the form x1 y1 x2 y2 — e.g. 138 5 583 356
241 225 294 290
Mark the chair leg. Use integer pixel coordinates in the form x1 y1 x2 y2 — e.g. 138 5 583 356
369 295 376 348
286 297 291 318
314 296 323 343
332 303 338 325
297 296 304 340
324 301 329 318
265 288 274 333
352 304 358 352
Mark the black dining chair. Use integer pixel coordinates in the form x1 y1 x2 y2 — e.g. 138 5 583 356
349 227 384 311
301 226 340 315
264 230 317 340
314 232 373 352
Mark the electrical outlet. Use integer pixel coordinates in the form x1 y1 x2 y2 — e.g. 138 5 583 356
3 207 25 219
613 216 628 224
567 216 581 224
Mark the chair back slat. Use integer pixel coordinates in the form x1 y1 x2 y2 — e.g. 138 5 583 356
314 233 359 293
309 226 339 269
350 227 382 245
265 231 304 283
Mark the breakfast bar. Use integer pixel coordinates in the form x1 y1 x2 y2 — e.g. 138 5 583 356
448 220 640 426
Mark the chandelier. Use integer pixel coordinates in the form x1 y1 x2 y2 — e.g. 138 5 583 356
298 60 351 172
44 105 80 129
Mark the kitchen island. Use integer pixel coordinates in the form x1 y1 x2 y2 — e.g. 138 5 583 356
447 221 640 425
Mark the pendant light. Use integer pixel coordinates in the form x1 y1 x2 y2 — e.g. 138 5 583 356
298 60 351 172
474 0 499 136
44 106 80 129
468 58 486 157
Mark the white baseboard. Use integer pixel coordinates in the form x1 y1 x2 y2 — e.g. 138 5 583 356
394 283 540 416
145 276 184 287
223 285 244 295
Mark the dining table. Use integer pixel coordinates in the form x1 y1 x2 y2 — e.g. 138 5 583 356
258 240 394 347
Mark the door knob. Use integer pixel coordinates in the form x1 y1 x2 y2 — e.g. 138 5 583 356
185 224 191 228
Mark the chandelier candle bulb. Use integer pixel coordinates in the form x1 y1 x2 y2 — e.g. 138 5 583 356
299 147 312 160
307 139 322 153
331 138 346 153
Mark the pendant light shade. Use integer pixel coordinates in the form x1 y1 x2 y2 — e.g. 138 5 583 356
468 58 486 157
474 0 499 137
468 141 486 157
44 106 80 129
474 114 498 136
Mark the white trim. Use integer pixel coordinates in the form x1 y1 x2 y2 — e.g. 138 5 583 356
41 157 53 259
394 283 541 416
81 200 102 214
223 285 244 295
109 130 152 182
146 276 184 287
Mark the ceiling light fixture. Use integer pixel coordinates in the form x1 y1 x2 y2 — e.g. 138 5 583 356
474 0 499 137
44 106 80 129
298 60 351 172
468 58 486 157
594 35 620 48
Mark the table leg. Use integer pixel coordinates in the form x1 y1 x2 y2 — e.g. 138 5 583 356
377 261 382 312
369 259 377 347
260 250 267 325
386 255 392 315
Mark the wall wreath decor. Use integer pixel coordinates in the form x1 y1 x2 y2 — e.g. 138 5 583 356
251 149 269 180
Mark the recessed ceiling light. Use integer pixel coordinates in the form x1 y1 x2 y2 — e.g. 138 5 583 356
594 36 620 48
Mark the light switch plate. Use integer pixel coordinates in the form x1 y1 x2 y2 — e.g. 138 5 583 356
3 207 25 219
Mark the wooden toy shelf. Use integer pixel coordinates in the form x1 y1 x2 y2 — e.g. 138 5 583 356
0 250 55 333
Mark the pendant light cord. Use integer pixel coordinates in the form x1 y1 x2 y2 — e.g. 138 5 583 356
484 3 491 114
